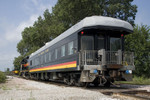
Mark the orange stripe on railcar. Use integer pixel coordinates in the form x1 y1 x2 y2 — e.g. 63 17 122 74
29 61 77 72
22 63 29 67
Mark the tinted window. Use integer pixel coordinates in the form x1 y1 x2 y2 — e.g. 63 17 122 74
110 38 121 51
35 57 40 65
98 35 104 50
81 36 94 50
61 45 65 57
55 49 58 59
44 54 47 63
46 53 49 62
41 55 44 64
68 41 73 55
49 52 51 61
30 60 32 66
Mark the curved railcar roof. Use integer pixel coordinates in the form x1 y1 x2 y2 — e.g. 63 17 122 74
30 16 133 58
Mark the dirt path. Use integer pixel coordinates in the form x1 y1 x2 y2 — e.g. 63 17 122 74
0 76 116 100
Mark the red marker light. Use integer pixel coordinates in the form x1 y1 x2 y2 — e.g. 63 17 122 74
81 31 84 35
121 34 124 37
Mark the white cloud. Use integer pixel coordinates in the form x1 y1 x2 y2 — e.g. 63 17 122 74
5 14 39 42
38 4 52 12
23 0 53 16
1 0 54 44
3 0 54 43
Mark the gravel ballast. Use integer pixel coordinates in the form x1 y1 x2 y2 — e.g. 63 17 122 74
0 76 116 100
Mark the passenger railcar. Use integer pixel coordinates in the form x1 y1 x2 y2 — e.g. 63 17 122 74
20 56 29 78
24 16 135 87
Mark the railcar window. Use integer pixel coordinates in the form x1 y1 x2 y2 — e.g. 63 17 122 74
44 54 47 63
55 49 58 59
68 41 73 55
41 55 44 64
35 57 40 65
61 45 65 57
110 38 121 51
49 52 51 61
30 60 32 66
98 35 104 50
33 60 35 66
81 36 94 50
46 53 49 62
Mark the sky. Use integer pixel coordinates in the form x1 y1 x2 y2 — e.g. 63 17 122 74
0 0 150 72
0 0 57 71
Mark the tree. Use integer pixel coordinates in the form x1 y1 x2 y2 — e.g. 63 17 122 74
125 25 150 77
102 0 137 25
53 0 104 27
53 0 137 28
17 27 39 56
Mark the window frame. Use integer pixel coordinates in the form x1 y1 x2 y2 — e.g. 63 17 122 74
55 49 58 59
68 41 74 55
49 52 51 61
61 45 65 57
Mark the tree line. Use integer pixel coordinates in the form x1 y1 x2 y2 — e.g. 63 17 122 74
14 0 150 77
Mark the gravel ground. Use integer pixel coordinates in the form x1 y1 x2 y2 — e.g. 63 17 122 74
0 76 116 100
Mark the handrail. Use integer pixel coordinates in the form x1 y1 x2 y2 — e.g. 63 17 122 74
79 50 134 66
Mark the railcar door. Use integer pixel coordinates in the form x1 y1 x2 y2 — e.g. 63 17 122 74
80 35 95 65
97 34 105 50
107 34 122 64
110 37 121 51
81 35 94 50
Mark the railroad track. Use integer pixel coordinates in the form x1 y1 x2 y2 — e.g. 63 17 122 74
102 90 150 100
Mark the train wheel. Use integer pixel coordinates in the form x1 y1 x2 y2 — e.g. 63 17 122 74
93 77 100 87
104 81 111 87
93 82 99 87
75 79 86 87
70 79 76 85
84 82 90 88
64 78 72 86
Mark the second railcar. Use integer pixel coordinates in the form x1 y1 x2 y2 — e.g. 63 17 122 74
20 56 29 78
28 16 135 86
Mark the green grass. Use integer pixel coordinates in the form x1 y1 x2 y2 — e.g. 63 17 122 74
115 76 150 85
0 71 6 83
0 85 11 90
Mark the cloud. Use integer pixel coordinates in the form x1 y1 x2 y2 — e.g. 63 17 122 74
5 14 39 42
38 4 52 12
23 0 53 16
3 0 54 43
2 0 53 55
